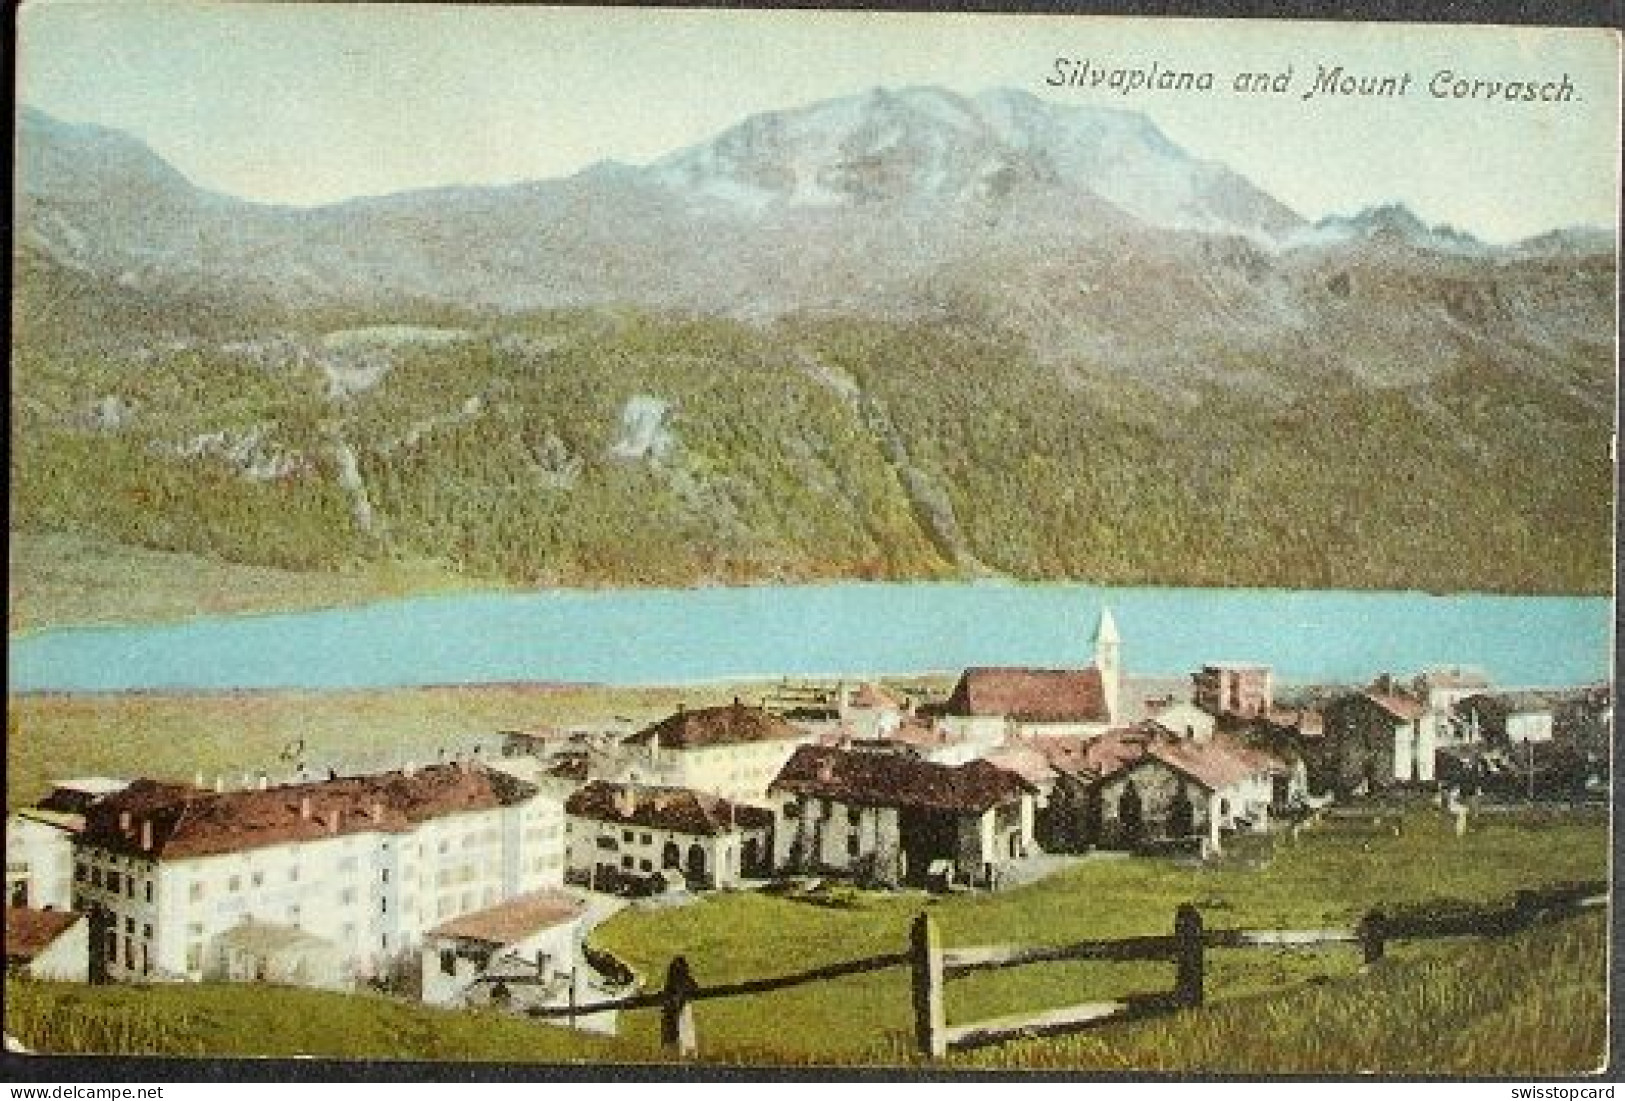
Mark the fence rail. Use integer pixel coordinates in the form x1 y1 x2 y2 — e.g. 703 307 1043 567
540 878 1606 1058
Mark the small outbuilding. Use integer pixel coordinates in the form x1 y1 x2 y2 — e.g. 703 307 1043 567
420 890 587 1010
5 907 89 982
205 918 349 990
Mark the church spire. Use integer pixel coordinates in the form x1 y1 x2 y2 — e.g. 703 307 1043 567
1093 606 1122 723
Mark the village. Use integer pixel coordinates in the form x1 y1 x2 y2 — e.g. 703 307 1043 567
4 609 1612 1037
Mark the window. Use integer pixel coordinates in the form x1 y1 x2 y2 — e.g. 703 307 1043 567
622 830 634 843
187 922 203 938
641 833 653 845
595 837 616 851
142 924 153 940
339 856 358 873
340 887 356 905
620 855 634 869
189 881 204 902
106 872 121 894
185 943 203 972
288 866 300 883
288 905 302 926
847 806 862 826
251 871 264 889
143 882 154 904
124 917 135 935
847 835 861 858
91 867 103 889
380 897 388 914
380 869 390 884
639 859 653 873
440 949 456 976
74 862 87 883
228 875 241 893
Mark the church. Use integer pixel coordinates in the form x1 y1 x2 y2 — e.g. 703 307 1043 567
937 608 1124 746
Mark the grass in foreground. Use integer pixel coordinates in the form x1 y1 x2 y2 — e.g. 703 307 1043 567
3 978 654 1062
4 908 1604 1073
591 809 1608 1064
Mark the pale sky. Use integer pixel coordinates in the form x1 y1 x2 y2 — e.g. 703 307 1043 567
16 3 1622 242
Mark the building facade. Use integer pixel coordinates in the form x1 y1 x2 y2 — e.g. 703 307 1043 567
619 702 814 803
769 744 1036 889
563 781 773 892
1192 664 1274 719
70 764 564 987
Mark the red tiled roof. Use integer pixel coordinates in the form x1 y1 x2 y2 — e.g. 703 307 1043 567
982 744 1058 789
946 667 1109 724
428 890 585 946
624 703 806 750
5 907 82 962
1141 739 1258 791
80 766 537 861
770 745 1034 814
565 782 773 835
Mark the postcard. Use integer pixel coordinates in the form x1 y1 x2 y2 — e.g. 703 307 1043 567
5 2 1618 1080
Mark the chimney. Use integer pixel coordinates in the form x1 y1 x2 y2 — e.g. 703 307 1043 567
817 758 836 784
676 702 685 715
214 774 225 793
370 801 385 824
140 818 153 852
241 772 252 789
403 759 416 778
257 771 269 791
613 786 637 818
119 810 132 833
300 795 313 820
650 729 661 766
193 770 205 789
325 809 341 835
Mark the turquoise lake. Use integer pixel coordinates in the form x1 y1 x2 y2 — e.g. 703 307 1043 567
6 584 1610 693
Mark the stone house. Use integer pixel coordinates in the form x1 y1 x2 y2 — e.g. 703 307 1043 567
1319 691 1431 792
563 781 773 892
768 744 1036 889
1046 728 1293 853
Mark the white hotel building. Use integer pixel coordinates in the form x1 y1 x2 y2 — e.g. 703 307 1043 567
71 763 564 986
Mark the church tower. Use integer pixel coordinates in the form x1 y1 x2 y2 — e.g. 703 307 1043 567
1093 606 1122 723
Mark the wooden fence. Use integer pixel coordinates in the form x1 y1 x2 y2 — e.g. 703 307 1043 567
527 879 1606 1059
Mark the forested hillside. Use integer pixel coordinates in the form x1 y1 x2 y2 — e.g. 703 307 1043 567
11 273 1611 597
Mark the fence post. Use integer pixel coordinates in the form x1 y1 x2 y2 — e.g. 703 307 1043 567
660 955 698 1058
1359 908 1387 965
910 912 945 1058
1174 903 1204 1008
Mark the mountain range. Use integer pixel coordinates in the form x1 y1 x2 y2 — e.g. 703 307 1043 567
9 87 1617 601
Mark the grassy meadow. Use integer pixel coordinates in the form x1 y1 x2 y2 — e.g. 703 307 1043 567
4 809 1607 1071
589 807 1609 1067
3 978 651 1062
